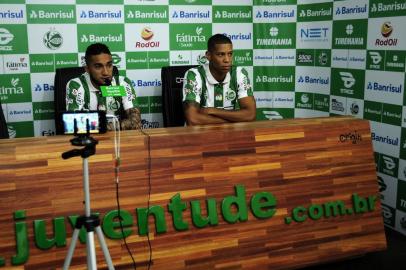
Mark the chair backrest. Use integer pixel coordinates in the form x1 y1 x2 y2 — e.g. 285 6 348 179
53 66 118 135
161 65 198 127
0 100 9 139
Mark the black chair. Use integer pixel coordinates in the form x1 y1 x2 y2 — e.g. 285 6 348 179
161 65 197 127
53 66 119 135
0 100 9 139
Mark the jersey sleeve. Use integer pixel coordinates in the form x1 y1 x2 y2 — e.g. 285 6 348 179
182 69 202 104
236 67 253 100
66 79 84 111
121 76 138 110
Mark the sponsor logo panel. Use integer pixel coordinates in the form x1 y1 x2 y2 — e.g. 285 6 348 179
363 100 382 122
295 66 330 94
55 53 79 69
148 51 169 69
125 23 169 52
0 74 31 103
369 0 406 18
333 19 367 49
253 0 297 6
126 69 162 97
329 95 346 115
31 72 54 102
0 4 26 24
77 5 124 24
378 154 398 178
378 173 398 208
347 49 366 69
169 0 212 5
333 0 368 20
313 93 329 112
253 5 296 23
382 103 402 126
395 210 406 233
346 98 364 118
298 2 332 22
399 128 406 160
367 17 406 50
33 101 54 120
295 92 313 110
254 23 296 49
296 21 331 49
331 49 349 68
364 70 404 106
78 24 125 52
125 5 168 23
3 54 30 74
34 119 55 137
28 24 77 54
169 23 211 50
397 180 406 212
0 25 28 54
213 23 253 50
169 5 211 23
169 51 192 66
30 54 55 73
273 91 294 108
253 49 273 66
367 50 385 71
399 159 406 181
331 68 365 99
294 108 329 118
370 121 400 157
126 52 148 69
27 4 76 24
141 112 162 129
6 102 33 122
256 108 294 121
213 6 252 23
254 91 273 109
191 50 208 66
253 66 295 91
273 49 295 66
6 121 34 138
385 51 406 72
233 50 253 67
381 203 396 227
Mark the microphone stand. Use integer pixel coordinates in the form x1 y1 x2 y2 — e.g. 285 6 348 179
62 119 115 270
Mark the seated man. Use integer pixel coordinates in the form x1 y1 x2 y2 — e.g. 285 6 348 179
182 34 256 126
66 43 140 130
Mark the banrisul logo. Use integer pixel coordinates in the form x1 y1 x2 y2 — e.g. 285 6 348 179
297 75 329 86
78 24 124 52
298 2 332 22
0 6 25 24
334 1 368 19
333 19 367 49
254 6 295 22
78 6 123 22
369 0 406 18
170 24 211 50
331 68 365 99
170 6 211 22
254 23 295 49
254 66 295 91
43 29 63 50
366 81 402 94
125 5 168 23
0 75 31 103
375 22 398 47
27 5 75 23
213 6 252 23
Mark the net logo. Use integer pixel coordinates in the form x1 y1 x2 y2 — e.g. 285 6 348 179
369 51 383 64
255 75 293 83
331 98 345 112
172 10 210 19
80 34 123 43
43 29 63 50
335 4 367 15
0 78 24 98
80 10 122 19
335 24 364 46
256 27 292 46
0 9 24 19
176 27 206 46
29 10 74 19
136 27 159 48
300 27 329 40
255 10 295 18
297 75 329 85
376 22 398 46
34 84 54 91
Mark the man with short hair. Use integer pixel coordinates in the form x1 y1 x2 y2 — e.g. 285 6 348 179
66 43 140 130
182 34 256 126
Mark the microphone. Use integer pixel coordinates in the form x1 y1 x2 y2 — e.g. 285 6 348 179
103 78 111 86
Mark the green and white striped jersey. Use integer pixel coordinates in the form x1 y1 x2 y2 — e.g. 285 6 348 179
66 72 138 116
182 63 253 110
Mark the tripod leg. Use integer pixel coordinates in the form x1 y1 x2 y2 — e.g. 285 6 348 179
95 226 115 270
87 231 98 270
63 228 80 270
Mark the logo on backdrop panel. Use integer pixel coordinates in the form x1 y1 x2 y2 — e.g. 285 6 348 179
43 29 63 50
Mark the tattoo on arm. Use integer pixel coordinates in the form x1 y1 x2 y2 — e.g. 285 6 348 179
120 108 141 130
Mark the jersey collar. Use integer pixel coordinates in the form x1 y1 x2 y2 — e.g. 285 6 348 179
203 63 231 85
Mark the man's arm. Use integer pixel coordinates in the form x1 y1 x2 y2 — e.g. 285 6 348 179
184 101 229 126
120 108 141 130
199 96 256 123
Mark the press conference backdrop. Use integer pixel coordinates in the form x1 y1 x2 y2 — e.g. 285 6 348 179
0 0 405 235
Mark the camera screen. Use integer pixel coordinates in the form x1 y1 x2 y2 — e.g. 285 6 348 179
62 112 100 134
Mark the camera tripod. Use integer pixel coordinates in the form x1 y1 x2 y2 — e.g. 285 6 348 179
62 133 115 270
